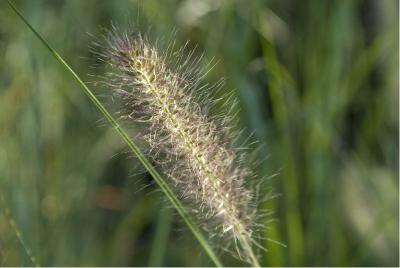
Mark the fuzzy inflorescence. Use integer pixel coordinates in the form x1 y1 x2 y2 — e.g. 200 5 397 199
97 29 261 264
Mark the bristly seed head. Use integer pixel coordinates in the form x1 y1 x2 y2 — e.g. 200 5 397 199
95 28 263 264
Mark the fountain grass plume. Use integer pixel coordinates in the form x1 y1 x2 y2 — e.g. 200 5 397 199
95 27 264 265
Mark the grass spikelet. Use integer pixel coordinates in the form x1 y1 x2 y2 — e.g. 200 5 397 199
97 28 262 266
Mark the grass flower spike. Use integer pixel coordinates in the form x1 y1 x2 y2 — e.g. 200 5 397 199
98 29 261 265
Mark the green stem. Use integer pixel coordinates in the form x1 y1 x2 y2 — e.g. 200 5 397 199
239 234 260 267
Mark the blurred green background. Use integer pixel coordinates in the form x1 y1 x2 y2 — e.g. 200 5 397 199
0 0 398 266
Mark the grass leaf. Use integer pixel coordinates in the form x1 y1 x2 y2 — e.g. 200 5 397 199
6 0 223 266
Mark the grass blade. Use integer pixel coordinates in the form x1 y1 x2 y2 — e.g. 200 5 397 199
6 1 222 266
148 205 173 267
0 194 40 267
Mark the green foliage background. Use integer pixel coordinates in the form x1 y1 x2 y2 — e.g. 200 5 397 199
0 0 398 266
